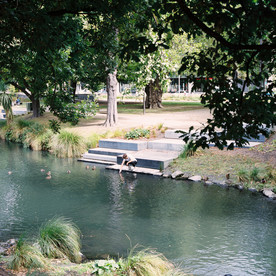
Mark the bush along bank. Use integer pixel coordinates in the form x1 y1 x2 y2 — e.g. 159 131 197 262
0 119 88 158
0 119 162 158
0 217 188 276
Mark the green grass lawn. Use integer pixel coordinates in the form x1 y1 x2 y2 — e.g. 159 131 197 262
99 101 204 114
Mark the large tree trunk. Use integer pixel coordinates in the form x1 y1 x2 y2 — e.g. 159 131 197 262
145 77 163 109
104 70 118 127
71 80 77 103
30 96 41 118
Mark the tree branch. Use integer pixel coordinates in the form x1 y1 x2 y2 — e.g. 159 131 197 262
176 0 276 51
8 81 31 98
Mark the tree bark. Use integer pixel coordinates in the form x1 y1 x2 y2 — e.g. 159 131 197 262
104 70 118 127
30 96 41 118
145 77 163 109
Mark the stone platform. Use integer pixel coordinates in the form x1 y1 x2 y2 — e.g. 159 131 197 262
79 128 267 172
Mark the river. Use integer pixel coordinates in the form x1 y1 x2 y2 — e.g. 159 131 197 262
0 140 276 275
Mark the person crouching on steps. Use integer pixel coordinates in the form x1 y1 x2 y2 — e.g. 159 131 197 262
119 153 137 173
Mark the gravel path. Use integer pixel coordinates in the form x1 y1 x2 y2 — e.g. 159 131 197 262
66 108 212 138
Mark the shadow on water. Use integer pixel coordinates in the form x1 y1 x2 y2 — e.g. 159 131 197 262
0 140 276 276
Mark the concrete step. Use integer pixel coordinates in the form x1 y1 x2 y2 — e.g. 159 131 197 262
82 153 117 163
116 149 179 170
165 129 186 139
88 147 136 156
148 139 185 151
99 139 148 151
78 158 116 165
106 164 163 176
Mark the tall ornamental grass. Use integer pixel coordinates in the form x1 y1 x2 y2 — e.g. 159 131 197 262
38 217 82 263
119 247 184 276
51 130 86 158
8 238 47 271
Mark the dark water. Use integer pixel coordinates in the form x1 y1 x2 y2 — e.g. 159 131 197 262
0 140 276 276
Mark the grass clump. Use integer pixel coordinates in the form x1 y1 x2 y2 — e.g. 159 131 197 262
38 217 81 263
179 141 196 159
51 130 86 158
8 238 47 271
118 247 184 276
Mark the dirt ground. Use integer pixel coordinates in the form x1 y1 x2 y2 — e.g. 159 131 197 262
66 108 212 137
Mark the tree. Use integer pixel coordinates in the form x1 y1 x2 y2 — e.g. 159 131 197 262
162 0 276 149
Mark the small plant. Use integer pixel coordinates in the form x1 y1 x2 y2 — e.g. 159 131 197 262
179 141 196 159
125 128 150 140
237 168 249 183
8 237 47 271
49 119 61 134
157 123 164 130
92 259 119 275
249 167 261 182
86 133 101 148
38 217 81 263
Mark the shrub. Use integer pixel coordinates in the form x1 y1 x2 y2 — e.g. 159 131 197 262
8 238 47 271
49 119 61 134
50 130 86 158
38 217 81 263
125 128 150 140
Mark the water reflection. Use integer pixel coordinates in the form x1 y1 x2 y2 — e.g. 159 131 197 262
0 140 276 275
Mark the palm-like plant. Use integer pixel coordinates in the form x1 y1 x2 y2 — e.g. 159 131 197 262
0 82 13 125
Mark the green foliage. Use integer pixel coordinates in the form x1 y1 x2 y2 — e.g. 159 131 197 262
51 131 86 158
45 91 98 125
92 259 119 275
125 128 150 140
237 166 275 189
86 133 101 149
8 238 47 271
49 119 61 134
0 91 13 124
38 217 81 263
237 168 250 183
249 167 261 182
179 141 197 159
157 123 164 130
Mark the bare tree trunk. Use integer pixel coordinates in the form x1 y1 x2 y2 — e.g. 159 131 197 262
71 81 77 103
145 77 163 109
31 96 41 118
104 70 118 127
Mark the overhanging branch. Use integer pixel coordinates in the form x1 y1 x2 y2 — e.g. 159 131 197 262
176 0 276 51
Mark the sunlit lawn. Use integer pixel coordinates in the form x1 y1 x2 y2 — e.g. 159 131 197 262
100 101 204 114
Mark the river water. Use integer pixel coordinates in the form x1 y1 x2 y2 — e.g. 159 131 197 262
0 140 276 276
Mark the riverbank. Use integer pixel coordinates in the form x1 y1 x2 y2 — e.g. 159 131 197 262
0 107 275 193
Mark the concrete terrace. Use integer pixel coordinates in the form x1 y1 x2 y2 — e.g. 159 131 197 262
79 128 264 175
